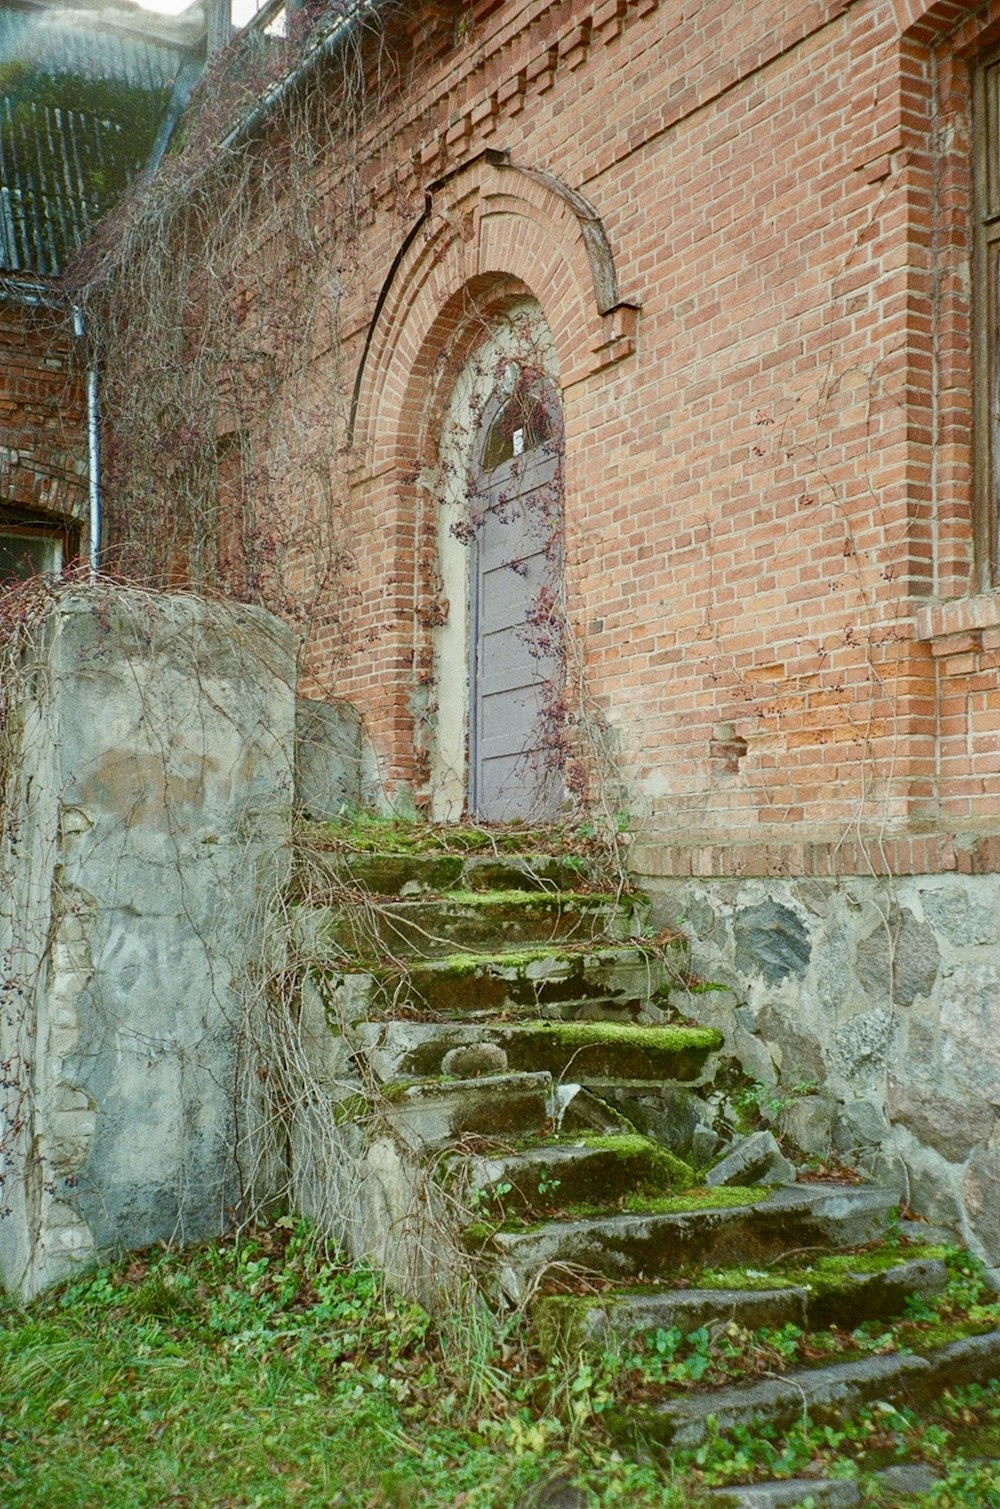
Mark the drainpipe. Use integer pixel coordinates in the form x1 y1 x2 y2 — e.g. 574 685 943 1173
72 305 101 582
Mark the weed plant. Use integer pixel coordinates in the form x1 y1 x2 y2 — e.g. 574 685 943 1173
0 1222 687 1508
3 1226 1000 1506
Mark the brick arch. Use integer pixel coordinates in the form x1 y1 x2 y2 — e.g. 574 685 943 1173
349 150 638 471
0 450 86 520
343 153 636 803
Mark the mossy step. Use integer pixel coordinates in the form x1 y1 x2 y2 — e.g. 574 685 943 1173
352 1019 722 1086
291 846 601 900
612 1327 1000 1451
533 1254 949 1350
383 1070 552 1150
303 891 644 961
316 942 683 1019
458 1134 695 1220
486 1184 896 1299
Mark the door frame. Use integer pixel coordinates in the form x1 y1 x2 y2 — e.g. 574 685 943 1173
429 301 563 822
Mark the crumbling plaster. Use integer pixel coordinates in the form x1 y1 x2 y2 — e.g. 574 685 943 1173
0 591 296 1299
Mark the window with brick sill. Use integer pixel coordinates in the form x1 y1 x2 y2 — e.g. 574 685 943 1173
973 48 1000 586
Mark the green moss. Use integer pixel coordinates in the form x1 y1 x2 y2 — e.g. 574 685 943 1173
569 1133 694 1189
532 1295 596 1356
685 1242 949 1293
412 944 590 978
462 1221 501 1246
306 813 588 858
534 1102 638 1143
380 1075 460 1101
501 1135 693 1206
621 1186 768 1216
440 889 617 908
496 1184 769 1234
572 1133 651 1155
799 1245 945 1286
688 1268 800 1292
910 1317 1000 1351
506 1021 723 1052
330 1093 371 1125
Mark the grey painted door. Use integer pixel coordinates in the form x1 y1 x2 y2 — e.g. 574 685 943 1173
468 376 563 821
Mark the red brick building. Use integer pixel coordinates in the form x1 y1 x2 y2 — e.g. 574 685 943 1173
11 0 1000 1257
155 0 997 866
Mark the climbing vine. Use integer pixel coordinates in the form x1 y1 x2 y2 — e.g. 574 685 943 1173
68 3 396 687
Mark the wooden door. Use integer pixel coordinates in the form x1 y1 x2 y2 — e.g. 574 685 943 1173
468 373 563 821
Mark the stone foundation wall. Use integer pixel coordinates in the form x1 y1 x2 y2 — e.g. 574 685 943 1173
642 872 1000 1270
0 590 295 1299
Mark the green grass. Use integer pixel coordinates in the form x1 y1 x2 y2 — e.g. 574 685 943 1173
4 1225 999 1508
0 1225 692 1509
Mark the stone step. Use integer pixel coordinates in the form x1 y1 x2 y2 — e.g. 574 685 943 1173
534 1254 949 1345
708 1480 861 1508
615 1328 1000 1451
313 942 682 1020
486 1184 896 1298
351 1019 722 1087
292 846 602 900
459 1134 695 1219
382 1070 551 1150
305 891 643 961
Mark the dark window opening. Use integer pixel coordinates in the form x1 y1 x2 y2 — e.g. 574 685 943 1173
0 508 73 584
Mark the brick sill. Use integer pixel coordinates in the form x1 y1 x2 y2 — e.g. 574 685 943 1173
913 591 1000 645
631 832 1000 877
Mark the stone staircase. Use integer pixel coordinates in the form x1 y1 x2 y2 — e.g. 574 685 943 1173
289 825 1000 1507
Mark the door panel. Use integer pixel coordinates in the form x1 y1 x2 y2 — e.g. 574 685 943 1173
469 378 563 822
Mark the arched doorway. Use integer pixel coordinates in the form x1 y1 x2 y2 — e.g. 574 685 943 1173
433 302 565 822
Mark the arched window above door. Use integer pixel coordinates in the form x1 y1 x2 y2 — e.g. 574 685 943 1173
481 386 556 472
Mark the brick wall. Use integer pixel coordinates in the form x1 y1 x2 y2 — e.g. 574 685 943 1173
0 290 86 543
102 0 1000 871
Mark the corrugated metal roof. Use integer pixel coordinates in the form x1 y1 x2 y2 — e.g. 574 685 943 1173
0 2 200 275
0 97 158 274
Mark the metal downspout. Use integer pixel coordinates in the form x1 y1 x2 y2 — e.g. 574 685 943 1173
72 305 100 580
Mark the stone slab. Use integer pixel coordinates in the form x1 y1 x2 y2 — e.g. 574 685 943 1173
385 1071 552 1149
706 1130 796 1187
353 1018 721 1086
492 1184 896 1295
709 1480 859 1508
624 1329 1000 1449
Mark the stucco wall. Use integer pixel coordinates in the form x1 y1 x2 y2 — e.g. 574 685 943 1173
643 871 1000 1270
0 589 295 1298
